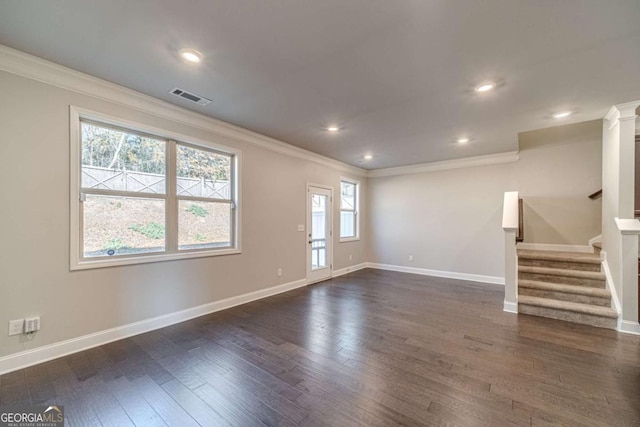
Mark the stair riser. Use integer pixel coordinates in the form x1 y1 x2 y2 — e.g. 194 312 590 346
518 287 610 306
518 258 600 272
518 304 616 329
519 272 605 288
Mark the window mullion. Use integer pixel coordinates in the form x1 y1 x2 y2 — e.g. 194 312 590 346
339 179 359 240
166 140 178 252
232 153 238 248
79 188 168 199
177 195 232 204
354 210 358 237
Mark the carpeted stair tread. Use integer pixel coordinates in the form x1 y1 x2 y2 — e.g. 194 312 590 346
518 295 617 318
517 250 600 265
518 280 611 297
518 265 604 280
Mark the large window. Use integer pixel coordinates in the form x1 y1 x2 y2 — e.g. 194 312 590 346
70 107 240 269
339 178 359 241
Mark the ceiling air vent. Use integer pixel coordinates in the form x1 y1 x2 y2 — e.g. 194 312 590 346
169 87 212 106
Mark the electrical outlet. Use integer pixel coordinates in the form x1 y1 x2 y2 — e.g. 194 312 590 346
9 319 24 336
349 254 353 261
24 317 40 333
277 268 283 277
409 255 414 262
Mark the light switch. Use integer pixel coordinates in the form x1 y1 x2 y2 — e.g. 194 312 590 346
297 224 305 232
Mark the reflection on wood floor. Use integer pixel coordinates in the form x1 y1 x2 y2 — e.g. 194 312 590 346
1 269 639 426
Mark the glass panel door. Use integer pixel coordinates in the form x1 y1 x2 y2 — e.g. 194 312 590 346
311 193 328 270
307 185 332 283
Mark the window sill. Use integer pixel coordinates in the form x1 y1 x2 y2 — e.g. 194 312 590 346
70 248 241 271
339 237 360 243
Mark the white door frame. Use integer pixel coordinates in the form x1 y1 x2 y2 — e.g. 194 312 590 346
306 183 333 284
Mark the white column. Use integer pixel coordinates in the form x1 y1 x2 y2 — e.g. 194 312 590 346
603 101 640 334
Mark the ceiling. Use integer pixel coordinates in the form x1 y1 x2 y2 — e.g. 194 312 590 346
1 0 639 169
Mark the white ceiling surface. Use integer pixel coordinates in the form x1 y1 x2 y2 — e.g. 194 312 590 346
1 1 639 169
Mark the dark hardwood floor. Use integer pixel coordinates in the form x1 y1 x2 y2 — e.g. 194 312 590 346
1 269 639 426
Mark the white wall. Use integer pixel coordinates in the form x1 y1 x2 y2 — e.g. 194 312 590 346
0 69 367 360
368 120 603 280
0 47 621 366
368 162 514 280
517 121 602 244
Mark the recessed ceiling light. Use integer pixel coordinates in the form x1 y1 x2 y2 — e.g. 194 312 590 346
475 82 495 93
552 111 572 119
327 126 340 132
457 137 470 144
364 154 373 160
179 48 203 64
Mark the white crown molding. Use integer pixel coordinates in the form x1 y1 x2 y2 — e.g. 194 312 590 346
614 101 640 119
0 44 529 179
604 105 620 123
0 44 366 177
366 262 505 285
367 151 519 178
605 100 640 123
0 277 308 375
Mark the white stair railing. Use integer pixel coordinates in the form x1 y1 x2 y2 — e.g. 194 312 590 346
502 191 520 313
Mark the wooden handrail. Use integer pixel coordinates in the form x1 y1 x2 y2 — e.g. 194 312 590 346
588 189 602 200
516 198 524 242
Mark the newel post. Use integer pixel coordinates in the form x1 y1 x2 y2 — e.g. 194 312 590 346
615 218 640 329
502 191 519 313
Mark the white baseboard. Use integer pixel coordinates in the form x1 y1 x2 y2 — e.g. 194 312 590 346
601 259 622 316
0 278 307 376
619 320 640 335
503 300 518 313
332 263 368 278
516 243 594 253
366 263 505 285
597 260 639 336
5 259 631 375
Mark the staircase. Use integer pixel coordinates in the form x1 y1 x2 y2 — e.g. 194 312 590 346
517 246 618 329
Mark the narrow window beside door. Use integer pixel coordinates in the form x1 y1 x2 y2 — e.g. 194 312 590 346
339 179 359 241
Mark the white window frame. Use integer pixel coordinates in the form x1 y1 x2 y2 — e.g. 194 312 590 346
339 177 360 242
70 106 241 270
